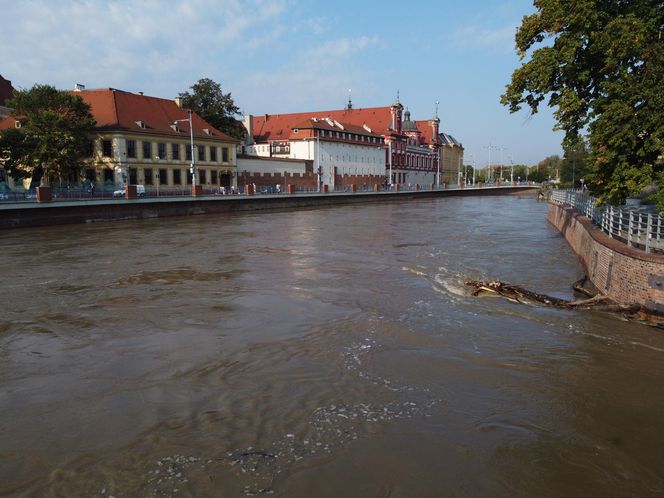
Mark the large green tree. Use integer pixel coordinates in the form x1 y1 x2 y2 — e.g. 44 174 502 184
178 78 245 140
502 0 664 206
0 84 96 187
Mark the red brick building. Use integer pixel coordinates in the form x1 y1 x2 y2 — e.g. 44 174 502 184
244 99 441 189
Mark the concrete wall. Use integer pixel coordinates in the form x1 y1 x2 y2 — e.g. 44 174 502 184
547 202 664 314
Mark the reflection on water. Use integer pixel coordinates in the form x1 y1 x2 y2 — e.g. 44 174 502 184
1 196 664 497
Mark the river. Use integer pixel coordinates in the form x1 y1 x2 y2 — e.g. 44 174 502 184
1 195 663 497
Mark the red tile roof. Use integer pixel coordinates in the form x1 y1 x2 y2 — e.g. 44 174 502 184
252 107 398 142
414 120 439 146
288 117 383 139
74 88 238 142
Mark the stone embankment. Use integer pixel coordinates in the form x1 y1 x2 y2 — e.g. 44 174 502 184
0 186 535 230
548 201 664 315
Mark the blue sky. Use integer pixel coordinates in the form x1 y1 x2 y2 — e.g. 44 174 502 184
1 0 563 166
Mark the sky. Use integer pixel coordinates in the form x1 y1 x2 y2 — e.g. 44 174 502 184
0 0 564 166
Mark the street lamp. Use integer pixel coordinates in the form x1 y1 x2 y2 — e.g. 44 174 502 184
174 109 195 193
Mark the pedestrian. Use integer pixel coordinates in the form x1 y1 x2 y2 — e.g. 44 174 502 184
90 182 95 197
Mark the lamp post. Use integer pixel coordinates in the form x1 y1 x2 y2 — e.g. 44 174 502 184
174 109 195 194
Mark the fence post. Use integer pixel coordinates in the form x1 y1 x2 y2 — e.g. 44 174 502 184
627 211 633 246
617 209 623 238
646 213 653 253
638 212 644 248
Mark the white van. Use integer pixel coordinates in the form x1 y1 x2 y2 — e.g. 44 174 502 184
113 185 146 198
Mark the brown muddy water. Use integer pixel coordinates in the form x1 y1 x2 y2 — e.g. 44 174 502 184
1 196 664 498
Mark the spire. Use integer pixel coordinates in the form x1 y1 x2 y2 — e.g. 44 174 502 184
396 89 400 104
346 88 353 110
435 100 440 119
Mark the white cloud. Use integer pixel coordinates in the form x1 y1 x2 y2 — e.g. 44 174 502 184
451 23 517 54
238 35 382 113
0 0 289 93
304 35 380 60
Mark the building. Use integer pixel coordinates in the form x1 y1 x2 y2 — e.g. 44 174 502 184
243 98 441 189
0 74 14 118
1 86 239 192
438 132 464 185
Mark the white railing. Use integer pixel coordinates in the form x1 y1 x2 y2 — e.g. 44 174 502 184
551 190 664 254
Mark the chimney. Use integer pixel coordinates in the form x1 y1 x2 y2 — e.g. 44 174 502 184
243 115 254 145
74 83 85 92
174 97 183 108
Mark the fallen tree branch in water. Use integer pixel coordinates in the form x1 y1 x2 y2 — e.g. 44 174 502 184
464 279 640 314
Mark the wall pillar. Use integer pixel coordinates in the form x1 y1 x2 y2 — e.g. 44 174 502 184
36 186 52 202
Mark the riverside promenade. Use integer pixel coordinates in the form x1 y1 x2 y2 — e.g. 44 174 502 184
0 185 537 230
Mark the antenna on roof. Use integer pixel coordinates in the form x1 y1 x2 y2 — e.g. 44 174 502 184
435 101 440 119
346 88 353 110
396 89 400 104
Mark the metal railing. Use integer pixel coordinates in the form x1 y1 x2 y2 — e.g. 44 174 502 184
551 190 664 253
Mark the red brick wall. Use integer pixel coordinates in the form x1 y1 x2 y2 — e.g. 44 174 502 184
548 202 664 313
238 171 316 189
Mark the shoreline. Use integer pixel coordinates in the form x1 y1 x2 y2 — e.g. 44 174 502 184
0 186 537 230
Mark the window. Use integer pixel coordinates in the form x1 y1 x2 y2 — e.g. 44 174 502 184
142 141 151 159
157 143 166 159
186 144 192 161
87 140 95 157
144 168 153 185
85 168 96 181
211 170 218 185
186 170 192 184
159 168 168 185
222 147 229 163
103 168 114 183
173 169 182 185
127 140 136 158
0 170 5 182
198 145 205 162
199 169 206 184
102 140 112 157
210 146 217 162
172 143 180 160
129 168 138 184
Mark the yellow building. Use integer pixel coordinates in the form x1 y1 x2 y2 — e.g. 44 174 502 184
439 132 464 184
78 88 239 192
1 87 239 193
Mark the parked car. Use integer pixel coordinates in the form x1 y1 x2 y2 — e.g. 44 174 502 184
113 185 145 197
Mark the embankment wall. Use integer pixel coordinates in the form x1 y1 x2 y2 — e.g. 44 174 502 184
0 186 535 230
547 202 664 314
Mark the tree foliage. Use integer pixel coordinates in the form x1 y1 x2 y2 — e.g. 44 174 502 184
502 0 664 206
0 84 96 187
559 139 591 187
178 78 244 140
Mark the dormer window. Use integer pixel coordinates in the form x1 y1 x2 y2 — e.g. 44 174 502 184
135 120 147 129
170 124 180 132
293 128 299 133
14 120 21 129
203 128 212 135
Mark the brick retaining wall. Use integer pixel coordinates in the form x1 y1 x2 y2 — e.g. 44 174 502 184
548 202 664 314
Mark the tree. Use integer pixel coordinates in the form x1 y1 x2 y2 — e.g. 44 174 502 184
502 0 664 206
0 84 96 188
559 139 591 188
178 78 245 140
